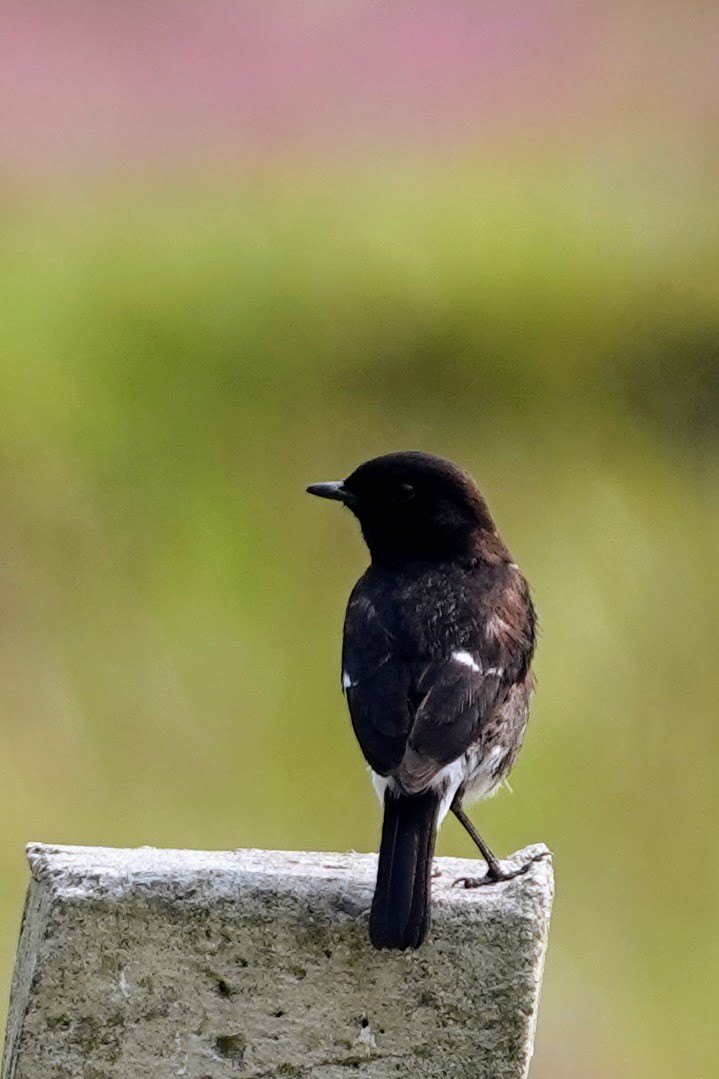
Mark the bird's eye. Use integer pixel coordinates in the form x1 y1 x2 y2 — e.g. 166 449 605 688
394 483 415 503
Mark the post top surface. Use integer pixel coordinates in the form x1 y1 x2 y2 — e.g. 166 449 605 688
26 841 552 907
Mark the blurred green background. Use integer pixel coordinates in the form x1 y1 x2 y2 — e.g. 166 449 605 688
1 5 719 1078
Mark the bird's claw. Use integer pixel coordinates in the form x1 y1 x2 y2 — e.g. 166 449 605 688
452 851 550 889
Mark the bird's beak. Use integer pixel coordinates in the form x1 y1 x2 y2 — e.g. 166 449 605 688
306 481 357 507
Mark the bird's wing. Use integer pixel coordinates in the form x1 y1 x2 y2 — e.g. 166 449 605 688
342 587 412 775
395 657 508 792
397 591 536 793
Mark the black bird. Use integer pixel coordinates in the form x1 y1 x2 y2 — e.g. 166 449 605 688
307 451 543 950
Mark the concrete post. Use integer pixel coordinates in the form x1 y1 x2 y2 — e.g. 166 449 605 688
2 842 553 1079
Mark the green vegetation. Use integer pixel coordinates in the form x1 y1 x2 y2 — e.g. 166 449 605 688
0 166 717 1078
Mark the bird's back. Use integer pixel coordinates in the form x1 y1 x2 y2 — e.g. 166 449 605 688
342 559 535 787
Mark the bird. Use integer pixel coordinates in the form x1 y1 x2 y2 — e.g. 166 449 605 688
307 451 543 950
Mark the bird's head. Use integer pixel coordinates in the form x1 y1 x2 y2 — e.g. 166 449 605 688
307 451 501 563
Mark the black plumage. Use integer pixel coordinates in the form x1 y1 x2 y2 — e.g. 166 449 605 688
308 451 543 950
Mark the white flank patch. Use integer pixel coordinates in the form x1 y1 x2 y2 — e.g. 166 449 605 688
371 762 466 824
341 671 354 690
452 650 480 672
463 745 507 804
370 770 398 804
430 758 467 824
483 745 505 770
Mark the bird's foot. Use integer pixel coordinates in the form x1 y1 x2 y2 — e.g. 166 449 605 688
452 850 550 889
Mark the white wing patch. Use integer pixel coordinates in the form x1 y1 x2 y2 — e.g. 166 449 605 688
452 650 480 672
342 670 355 691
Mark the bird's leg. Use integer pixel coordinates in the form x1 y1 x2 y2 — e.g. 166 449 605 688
451 803 504 880
450 800 549 887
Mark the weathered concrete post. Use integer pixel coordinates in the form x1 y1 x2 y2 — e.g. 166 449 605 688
2 842 553 1078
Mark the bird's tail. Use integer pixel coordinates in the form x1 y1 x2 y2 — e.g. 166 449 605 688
369 788 441 950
